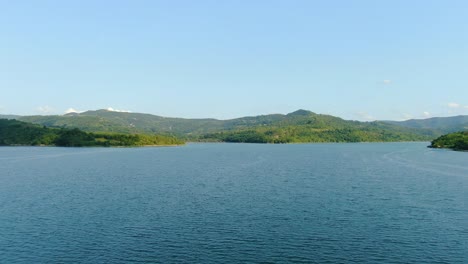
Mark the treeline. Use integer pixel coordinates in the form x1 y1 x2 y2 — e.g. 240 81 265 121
15 108 443 140
0 119 183 147
199 124 432 143
3 108 440 145
429 131 468 151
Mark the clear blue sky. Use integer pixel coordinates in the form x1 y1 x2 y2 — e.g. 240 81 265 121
1 0 467 120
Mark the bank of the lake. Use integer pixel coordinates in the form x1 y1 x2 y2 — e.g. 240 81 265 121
0 119 183 147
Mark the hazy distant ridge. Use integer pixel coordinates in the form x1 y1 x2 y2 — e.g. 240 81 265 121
384 116 468 134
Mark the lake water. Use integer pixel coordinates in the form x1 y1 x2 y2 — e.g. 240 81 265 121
0 143 467 263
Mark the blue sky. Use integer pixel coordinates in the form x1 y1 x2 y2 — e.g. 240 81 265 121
1 0 467 120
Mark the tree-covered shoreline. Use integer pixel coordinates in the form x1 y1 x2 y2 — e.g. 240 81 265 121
429 131 468 151
2 107 460 146
0 119 183 147
198 122 433 143
9 109 442 141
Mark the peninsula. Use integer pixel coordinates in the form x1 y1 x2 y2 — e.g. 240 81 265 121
429 131 468 151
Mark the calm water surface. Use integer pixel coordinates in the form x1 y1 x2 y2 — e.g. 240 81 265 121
0 143 467 263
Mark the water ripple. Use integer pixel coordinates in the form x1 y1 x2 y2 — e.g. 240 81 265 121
0 143 466 263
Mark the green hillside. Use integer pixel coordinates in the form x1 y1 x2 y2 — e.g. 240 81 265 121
19 110 223 135
0 119 183 147
18 109 290 136
429 131 468 151
385 115 468 134
201 119 434 143
10 109 440 143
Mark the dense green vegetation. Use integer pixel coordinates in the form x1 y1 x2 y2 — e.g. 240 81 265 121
0 119 183 147
4 107 468 145
429 131 468 151
198 110 435 143
18 111 225 135
200 123 433 143
385 115 468 134
12 109 440 144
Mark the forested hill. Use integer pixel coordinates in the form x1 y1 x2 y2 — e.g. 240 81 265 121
18 110 223 135
200 119 434 143
17 109 288 135
11 109 438 143
429 131 468 151
384 115 468 134
0 119 183 147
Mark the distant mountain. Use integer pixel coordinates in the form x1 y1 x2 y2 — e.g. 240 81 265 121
18 109 296 135
20 110 225 135
13 109 438 143
385 115 468 134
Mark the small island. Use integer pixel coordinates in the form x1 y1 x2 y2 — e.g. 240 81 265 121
0 119 183 147
429 131 468 151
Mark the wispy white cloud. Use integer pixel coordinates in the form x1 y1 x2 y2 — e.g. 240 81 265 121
447 102 468 111
106 107 131 113
383 80 392 85
37 105 54 114
422 111 431 118
400 113 413 120
65 108 83 114
355 111 375 121
448 102 461 108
